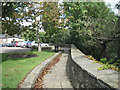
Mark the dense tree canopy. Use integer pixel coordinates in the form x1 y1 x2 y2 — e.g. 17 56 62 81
42 2 65 43
64 2 120 68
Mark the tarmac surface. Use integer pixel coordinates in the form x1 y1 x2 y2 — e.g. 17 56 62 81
43 50 73 88
0 47 31 53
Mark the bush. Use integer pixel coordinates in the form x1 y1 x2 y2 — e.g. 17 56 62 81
97 63 119 71
108 59 114 64
100 58 107 64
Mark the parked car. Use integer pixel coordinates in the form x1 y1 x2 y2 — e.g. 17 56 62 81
27 41 38 48
13 42 18 47
12 42 18 47
12 42 15 47
0 44 2 47
31 42 49 47
16 41 22 47
20 41 28 48
1 44 5 47
26 41 32 48
30 41 38 47
41 43 49 47
26 41 49 48
10 43 13 47
5 43 11 47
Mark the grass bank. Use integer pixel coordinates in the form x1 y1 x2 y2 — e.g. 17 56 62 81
1 50 55 88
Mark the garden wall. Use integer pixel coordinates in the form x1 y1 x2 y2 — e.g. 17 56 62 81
66 44 119 89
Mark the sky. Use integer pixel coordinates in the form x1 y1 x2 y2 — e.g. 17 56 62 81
104 0 120 14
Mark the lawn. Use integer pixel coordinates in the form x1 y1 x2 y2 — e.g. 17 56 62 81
1 50 55 88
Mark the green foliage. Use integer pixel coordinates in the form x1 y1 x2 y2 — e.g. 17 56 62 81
113 59 120 69
2 2 120 65
97 64 113 70
97 63 119 72
42 2 66 43
86 55 119 71
64 2 120 62
87 56 96 61
108 59 114 64
23 29 37 41
50 30 71 44
100 58 107 64
39 32 46 42
2 2 26 36
87 55 119 71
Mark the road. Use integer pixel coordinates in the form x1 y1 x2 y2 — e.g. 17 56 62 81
0 47 31 53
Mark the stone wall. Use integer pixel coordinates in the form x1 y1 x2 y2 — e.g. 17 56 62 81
66 44 119 89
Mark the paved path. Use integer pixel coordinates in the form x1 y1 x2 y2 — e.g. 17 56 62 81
43 51 73 88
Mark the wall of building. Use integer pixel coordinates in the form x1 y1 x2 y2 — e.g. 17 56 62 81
66 44 119 89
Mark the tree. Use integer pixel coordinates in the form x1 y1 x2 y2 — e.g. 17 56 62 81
115 1 120 60
17 2 43 52
64 2 119 61
51 30 71 44
42 2 65 43
2 2 27 36
2 2 43 52
19 2 64 52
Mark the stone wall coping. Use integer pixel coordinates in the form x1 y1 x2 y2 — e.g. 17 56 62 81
71 44 119 88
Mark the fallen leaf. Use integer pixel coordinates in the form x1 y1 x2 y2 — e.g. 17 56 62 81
5 75 9 76
117 82 120 84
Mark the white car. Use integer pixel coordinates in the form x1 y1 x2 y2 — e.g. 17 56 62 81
41 43 49 47
30 42 49 48
30 41 38 47
17 42 22 47
20 41 28 48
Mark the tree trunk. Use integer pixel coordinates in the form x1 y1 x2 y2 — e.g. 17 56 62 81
36 22 41 52
38 37 41 52
117 39 120 59
101 43 107 59
117 39 120 60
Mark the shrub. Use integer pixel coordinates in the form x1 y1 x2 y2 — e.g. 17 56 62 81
108 59 114 64
100 58 107 64
97 63 119 72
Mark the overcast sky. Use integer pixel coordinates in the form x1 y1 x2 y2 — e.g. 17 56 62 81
104 0 120 14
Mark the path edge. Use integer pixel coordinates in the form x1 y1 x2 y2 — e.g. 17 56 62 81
20 51 62 89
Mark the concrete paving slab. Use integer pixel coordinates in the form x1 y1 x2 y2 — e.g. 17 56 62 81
53 83 62 88
43 52 73 88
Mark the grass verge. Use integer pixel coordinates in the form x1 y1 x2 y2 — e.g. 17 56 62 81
1 50 55 88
